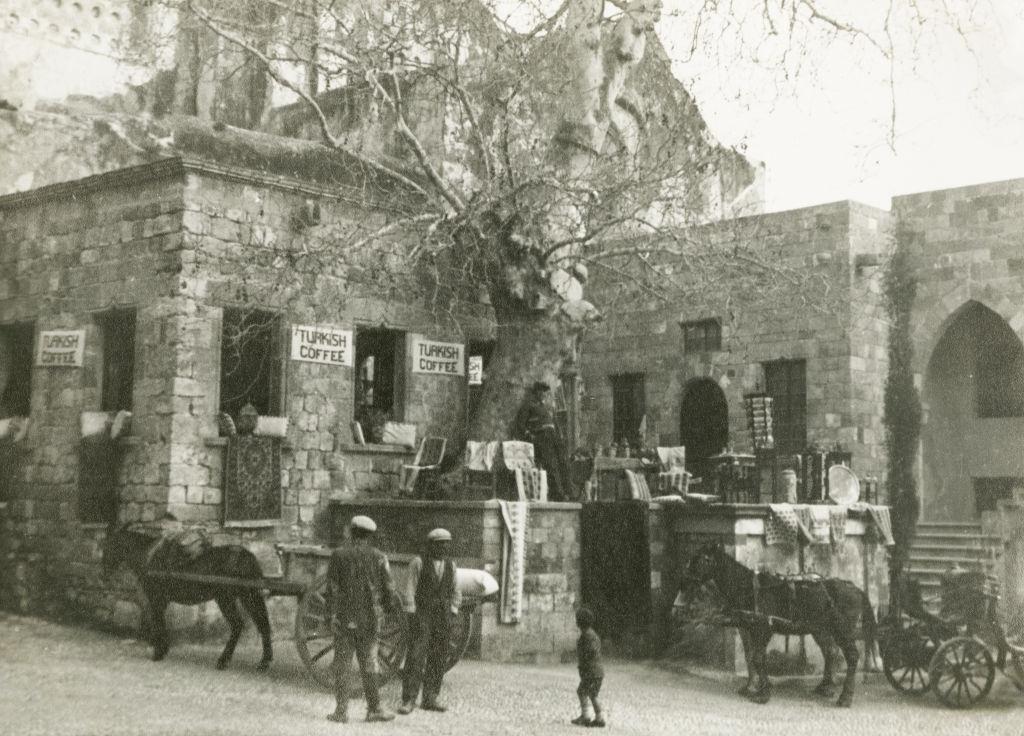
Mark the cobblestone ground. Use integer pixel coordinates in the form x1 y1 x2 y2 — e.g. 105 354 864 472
1 612 1022 736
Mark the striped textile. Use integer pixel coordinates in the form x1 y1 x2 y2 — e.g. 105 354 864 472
514 467 548 502
624 469 652 502
498 500 529 624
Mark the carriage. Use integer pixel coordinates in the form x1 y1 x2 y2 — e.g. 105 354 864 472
879 566 1024 709
108 526 495 689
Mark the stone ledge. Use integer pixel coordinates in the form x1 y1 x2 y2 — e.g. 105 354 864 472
340 443 415 456
204 436 293 450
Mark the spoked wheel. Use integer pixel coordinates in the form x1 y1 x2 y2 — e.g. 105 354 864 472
295 575 335 690
443 606 476 673
294 576 409 690
881 623 936 695
928 637 996 709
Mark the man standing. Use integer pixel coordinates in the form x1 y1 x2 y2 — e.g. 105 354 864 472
397 528 462 715
326 515 398 724
513 381 568 500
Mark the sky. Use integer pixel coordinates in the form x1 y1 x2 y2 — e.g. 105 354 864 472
658 0 1024 212
4 0 1023 214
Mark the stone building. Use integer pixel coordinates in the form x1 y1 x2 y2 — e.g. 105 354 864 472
579 176 1024 582
0 127 496 621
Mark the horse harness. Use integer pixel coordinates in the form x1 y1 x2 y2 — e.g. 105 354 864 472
744 571 827 629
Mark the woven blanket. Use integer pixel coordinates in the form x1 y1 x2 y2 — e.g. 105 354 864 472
501 441 536 471
224 436 282 523
849 503 896 546
658 470 689 495
766 504 799 547
625 469 652 501
498 500 529 624
514 467 548 502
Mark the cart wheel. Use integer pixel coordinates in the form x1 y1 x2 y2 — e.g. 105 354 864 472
295 575 335 690
881 624 935 695
928 637 995 709
443 605 475 673
295 576 409 690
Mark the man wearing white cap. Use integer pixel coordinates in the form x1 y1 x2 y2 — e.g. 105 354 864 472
397 527 461 715
326 515 399 724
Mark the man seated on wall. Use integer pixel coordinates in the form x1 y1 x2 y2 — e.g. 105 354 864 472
513 381 569 501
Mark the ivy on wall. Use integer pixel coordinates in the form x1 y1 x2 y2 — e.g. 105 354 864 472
882 231 922 570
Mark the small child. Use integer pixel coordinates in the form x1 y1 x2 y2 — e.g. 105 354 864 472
572 606 605 728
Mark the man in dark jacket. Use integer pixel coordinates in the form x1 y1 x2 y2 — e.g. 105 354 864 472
513 381 568 500
326 515 398 724
397 528 462 714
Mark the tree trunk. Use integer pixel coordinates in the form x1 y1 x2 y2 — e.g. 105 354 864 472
464 308 577 442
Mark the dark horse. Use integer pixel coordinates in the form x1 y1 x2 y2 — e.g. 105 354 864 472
102 524 273 671
681 541 876 707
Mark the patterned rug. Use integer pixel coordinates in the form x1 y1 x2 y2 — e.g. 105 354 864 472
224 436 282 523
498 500 529 624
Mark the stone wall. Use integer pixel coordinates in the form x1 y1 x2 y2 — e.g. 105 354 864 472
0 158 492 626
329 499 582 665
580 200 892 490
895 177 1024 522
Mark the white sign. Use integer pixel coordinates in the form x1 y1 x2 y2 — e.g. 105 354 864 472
467 355 484 385
412 338 465 376
290 324 353 367
36 330 85 367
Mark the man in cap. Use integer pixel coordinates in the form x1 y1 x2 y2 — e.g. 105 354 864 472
326 515 399 724
397 528 462 714
513 381 569 500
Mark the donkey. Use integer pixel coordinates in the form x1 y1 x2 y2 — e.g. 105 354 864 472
681 541 876 707
103 524 273 671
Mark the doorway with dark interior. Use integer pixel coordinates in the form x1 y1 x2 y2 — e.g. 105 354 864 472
678 378 728 483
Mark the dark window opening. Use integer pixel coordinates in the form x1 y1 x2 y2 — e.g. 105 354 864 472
976 332 1024 418
466 339 496 422
97 309 136 412
682 319 722 354
0 322 34 417
219 308 283 418
764 359 807 455
354 327 405 424
973 477 1024 514
610 373 645 447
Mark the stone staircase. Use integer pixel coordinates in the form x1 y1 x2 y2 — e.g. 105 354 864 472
906 521 1003 595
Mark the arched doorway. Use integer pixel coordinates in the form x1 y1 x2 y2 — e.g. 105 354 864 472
923 301 1024 521
679 378 729 482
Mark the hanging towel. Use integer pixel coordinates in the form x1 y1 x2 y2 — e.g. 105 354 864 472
808 505 831 545
766 504 799 547
501 441 536 471
869 505 896 546
792 504 814 544
829 506 848 547
655 446 687 471
497 500 529 624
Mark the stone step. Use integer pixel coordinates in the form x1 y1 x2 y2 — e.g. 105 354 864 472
915 521 986 536
910 544 1002 560
905 556 997 571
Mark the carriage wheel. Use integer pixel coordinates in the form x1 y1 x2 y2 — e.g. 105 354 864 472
443 606 475 673
294 575 408 690
295 575 335 690
928 637 995 709
881 624 935 695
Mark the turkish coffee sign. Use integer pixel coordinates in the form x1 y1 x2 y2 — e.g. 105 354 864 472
36 330 85 367
290 324 353 367
413 338 465 376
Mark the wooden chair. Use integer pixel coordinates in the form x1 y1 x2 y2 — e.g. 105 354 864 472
401 437 447 494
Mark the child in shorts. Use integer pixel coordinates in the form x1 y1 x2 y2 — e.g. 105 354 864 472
572 606 605 728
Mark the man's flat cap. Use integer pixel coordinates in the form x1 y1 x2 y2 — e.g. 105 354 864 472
427 528 452 542
350 515 377 533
